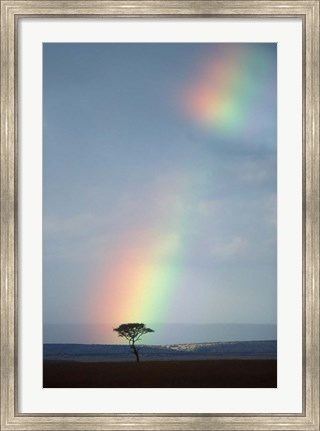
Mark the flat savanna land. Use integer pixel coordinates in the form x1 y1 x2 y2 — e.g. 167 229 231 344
43 359 277 388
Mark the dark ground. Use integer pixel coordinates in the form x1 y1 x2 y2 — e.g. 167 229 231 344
43 359 277 388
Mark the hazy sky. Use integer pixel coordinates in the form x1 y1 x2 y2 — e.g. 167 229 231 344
43 43 277 333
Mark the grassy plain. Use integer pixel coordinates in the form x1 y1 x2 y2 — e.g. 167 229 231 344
43 359 277 388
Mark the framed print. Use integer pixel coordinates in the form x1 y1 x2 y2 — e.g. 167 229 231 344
0 1 319 430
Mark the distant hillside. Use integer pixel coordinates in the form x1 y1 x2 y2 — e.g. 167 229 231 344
44 340 277 362
44 322 277 345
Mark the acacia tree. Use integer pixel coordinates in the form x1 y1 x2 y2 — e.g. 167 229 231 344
113 323 154 362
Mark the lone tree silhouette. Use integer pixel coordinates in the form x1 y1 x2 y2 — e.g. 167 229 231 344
113 323 154 362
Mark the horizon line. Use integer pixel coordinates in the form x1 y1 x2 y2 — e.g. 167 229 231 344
44 322 277 326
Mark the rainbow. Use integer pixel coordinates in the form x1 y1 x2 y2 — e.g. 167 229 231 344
87 44 274 332
180 44 273 136
88 171 199 327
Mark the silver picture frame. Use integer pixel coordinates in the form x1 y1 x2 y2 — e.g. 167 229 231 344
1 1 319 429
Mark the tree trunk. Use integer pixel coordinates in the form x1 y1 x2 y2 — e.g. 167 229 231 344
131 343 140 362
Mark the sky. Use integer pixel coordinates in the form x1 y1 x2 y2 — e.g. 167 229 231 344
43 43 277 343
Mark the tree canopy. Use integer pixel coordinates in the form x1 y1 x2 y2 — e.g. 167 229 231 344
113 323 154 362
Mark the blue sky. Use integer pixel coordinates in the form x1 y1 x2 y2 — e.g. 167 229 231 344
43 43 277 337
